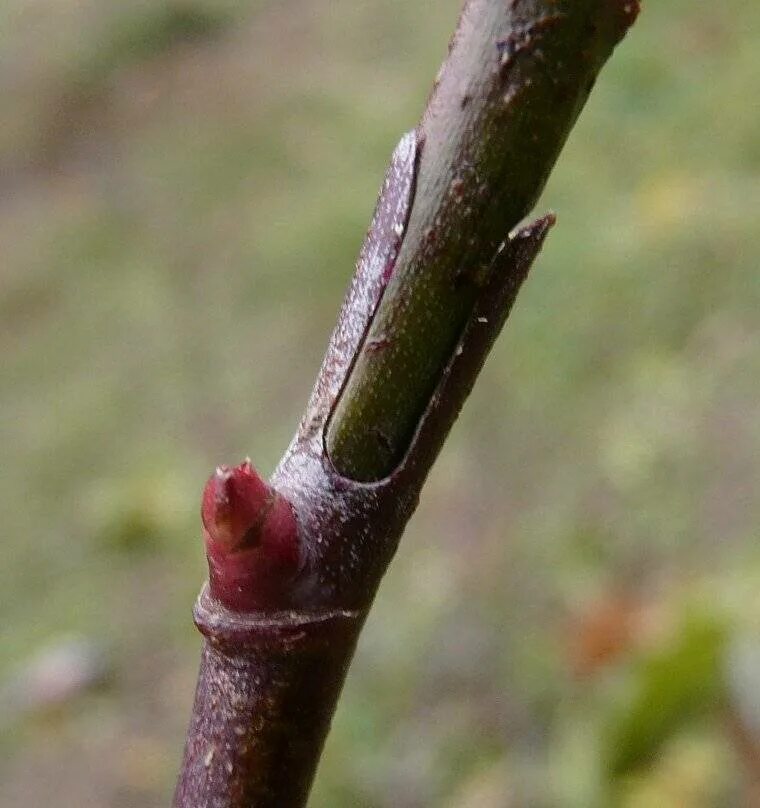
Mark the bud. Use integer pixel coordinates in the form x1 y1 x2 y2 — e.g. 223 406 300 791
201 459 300 611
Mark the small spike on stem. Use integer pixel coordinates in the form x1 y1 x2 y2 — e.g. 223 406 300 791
201 460 300 611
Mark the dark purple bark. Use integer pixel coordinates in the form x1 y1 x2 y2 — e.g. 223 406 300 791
173 588 362 807
175 212 553 807
174 0 639 803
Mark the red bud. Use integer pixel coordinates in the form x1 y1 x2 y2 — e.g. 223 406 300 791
201 460 300 611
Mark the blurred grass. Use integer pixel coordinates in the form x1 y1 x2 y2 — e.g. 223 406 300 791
1 0 758 805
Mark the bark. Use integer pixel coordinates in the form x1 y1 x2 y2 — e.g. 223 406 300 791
174 1 639 805
328 0 640 481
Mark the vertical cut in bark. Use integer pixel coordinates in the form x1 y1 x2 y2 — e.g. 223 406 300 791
328 0 639 481
174 1 639 805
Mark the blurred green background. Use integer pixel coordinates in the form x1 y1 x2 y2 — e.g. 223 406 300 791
1 1 758 805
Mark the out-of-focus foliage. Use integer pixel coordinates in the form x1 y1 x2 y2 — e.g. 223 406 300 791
1 1 758 806
605 614 727 780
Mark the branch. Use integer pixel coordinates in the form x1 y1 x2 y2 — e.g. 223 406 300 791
174 1 639 806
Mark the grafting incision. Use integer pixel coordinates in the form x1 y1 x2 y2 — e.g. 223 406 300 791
174 205 554 808
173 1 639 806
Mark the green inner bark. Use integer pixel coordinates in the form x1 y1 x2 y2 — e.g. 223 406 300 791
327 0 637 481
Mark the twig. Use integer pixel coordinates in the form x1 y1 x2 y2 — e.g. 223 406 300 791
173 2 639 805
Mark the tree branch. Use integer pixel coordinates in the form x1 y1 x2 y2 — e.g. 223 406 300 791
173 1 639 806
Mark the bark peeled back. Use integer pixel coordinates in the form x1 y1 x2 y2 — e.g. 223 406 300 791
174 1 639 806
